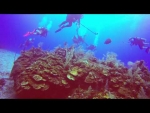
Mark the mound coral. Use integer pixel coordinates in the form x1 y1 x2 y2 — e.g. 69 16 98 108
10 46 150 99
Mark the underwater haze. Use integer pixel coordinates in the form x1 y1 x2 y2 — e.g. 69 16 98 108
1 14 150 99
0 14 150 68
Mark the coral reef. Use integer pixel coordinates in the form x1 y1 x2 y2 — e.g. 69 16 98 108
10 46 150 99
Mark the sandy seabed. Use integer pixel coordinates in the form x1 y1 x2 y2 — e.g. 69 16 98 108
0 49 20 99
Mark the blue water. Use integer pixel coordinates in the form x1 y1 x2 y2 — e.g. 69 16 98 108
0 14 150 69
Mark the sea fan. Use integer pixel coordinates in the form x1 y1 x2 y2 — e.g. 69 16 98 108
137 86 149 99
64 46 75 67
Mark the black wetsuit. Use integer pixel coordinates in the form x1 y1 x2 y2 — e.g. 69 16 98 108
55 14 83 33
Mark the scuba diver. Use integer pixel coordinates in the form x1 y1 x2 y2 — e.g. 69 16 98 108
24 27 48 37
72 22 88 46
129 37 149 49
55 14 83 33
129 37 150 53
19 38 35 51
86 44 97 51
33 27 48 37
72 35 85 46
145 47 150 53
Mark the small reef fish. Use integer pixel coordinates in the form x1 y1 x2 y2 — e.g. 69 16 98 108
104 38 112 44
